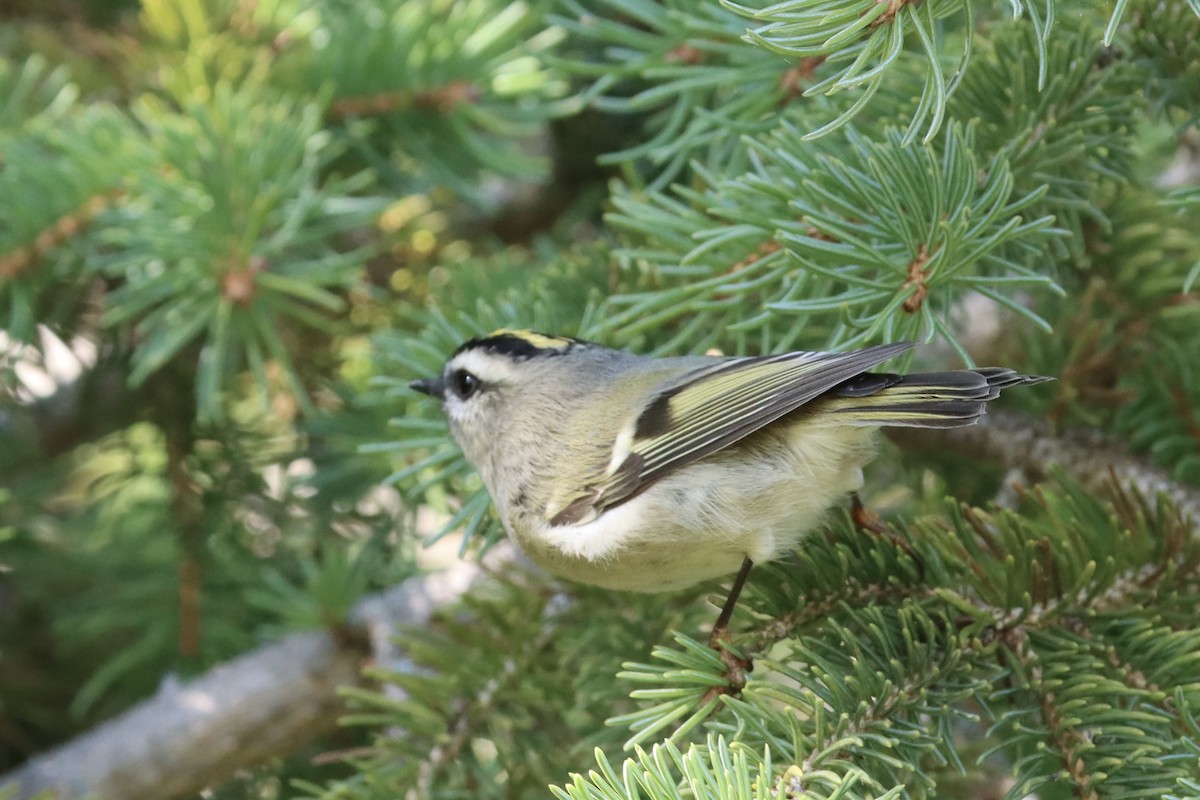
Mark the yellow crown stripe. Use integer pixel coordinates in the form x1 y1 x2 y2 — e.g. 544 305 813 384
488 329 575 350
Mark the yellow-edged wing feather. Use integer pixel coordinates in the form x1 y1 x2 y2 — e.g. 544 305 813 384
548 342 914 526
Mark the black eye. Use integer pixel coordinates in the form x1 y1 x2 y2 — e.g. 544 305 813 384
451 369 481 399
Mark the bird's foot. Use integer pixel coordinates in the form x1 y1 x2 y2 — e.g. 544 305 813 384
703 627 751 702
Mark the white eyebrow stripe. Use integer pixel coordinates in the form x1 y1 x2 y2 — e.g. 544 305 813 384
447 350 518 384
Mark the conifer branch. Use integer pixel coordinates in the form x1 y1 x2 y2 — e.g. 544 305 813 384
888 411 1200 530
327 81 483 120
298 0 562 191
1005 628 1102 800
96 87 379 417
7 2 1200 798
552 734 902 800
0 107 138 340
404 581 565 800
0 53 77 132
601 123 1060 357
0 560 489 800
0 190 122 279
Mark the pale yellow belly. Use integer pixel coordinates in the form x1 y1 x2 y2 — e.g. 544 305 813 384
506 425 878 592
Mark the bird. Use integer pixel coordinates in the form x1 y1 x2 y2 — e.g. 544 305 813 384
411 329 1048 638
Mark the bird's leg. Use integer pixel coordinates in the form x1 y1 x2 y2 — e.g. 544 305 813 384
703 556 754 699
850 491 893 538
850 492 923 573
709 556 754 647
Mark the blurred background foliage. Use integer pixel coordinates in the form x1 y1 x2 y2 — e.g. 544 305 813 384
1 0 1199 797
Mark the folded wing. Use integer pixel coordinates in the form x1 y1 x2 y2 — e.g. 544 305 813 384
548 342 915 526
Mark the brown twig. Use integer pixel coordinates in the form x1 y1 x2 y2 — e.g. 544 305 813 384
887 411 1200 529
778 56 826 105
867 0 919 29
1006 629 1100 800
328 81 481 120
665 43 705 65
730 240 782 273
901 242 931 313
0 190 123 279
219 254 268 306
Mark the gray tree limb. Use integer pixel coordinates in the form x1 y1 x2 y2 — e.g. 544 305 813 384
889 410 1200 525
0 556 497 800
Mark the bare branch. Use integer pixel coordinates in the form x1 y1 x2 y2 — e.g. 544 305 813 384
889 411 1200 526
0 556 498 800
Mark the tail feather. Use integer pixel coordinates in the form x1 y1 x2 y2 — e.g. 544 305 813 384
818 368 1051 429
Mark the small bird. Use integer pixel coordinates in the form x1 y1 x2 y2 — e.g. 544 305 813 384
411 329 1048 601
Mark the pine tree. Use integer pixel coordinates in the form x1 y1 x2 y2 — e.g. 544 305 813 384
1 0 1199 799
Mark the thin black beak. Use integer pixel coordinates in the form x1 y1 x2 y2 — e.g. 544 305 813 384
410 376 445 400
